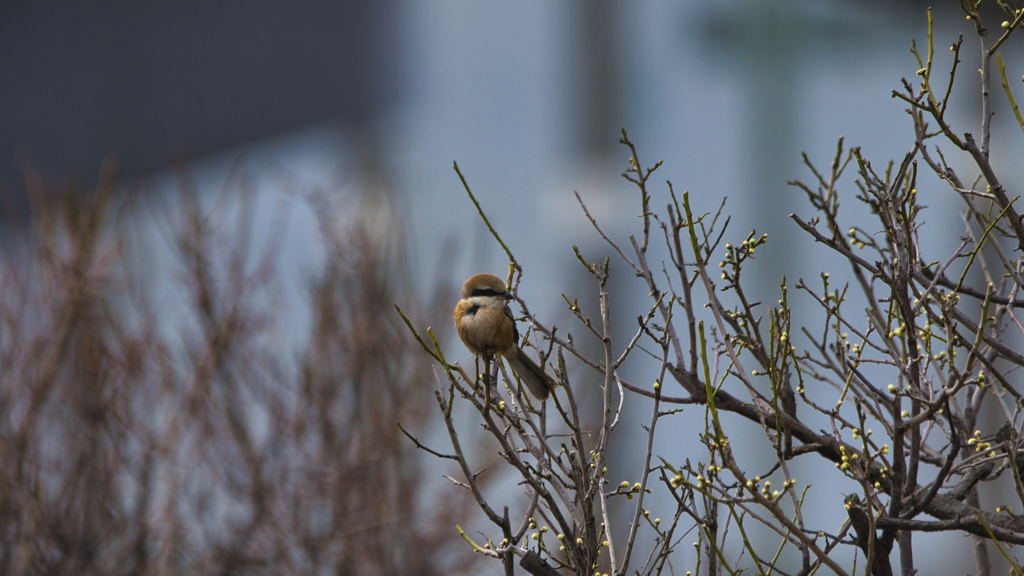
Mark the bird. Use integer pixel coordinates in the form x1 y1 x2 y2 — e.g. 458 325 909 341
452 273 556 401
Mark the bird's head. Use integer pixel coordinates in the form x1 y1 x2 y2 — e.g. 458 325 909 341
460 273 512 302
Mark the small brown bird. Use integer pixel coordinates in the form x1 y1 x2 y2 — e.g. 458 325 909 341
452 273 556 400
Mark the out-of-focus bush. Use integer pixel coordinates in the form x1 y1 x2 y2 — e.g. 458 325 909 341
0 159 474 576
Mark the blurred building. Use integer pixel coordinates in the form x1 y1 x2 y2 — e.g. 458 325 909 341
0 1 400 189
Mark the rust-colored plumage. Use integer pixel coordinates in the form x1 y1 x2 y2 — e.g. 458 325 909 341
452 274 556 400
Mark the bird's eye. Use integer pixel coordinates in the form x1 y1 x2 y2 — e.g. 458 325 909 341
471 288 499 297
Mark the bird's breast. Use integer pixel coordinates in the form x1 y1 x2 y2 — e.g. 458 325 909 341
455 305 516 357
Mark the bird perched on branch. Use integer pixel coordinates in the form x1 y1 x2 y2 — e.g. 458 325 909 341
453 273 556 400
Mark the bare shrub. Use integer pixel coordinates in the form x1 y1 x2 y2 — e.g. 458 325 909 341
405 5 1024 575
0 158 473 575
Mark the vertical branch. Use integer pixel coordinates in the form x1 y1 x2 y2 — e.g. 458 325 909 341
617 342 670 574
592 256 618 573
977 10 993 157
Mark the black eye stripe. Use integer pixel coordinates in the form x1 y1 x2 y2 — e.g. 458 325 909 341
471 288 502 297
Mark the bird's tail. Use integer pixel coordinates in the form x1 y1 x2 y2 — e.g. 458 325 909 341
505 347 557 401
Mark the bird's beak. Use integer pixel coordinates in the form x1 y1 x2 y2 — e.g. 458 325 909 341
503 293 513 301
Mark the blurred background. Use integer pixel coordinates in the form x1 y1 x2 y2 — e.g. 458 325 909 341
2 1 1023 574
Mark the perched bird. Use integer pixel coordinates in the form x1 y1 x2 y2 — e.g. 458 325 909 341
452 273 556 400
